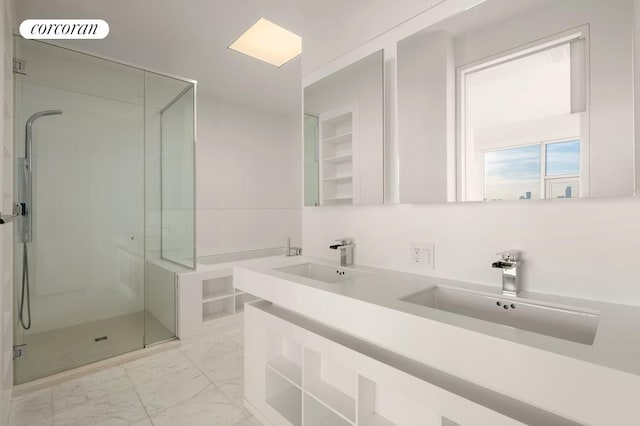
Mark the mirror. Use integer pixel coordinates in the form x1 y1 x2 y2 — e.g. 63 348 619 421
304 50 384 206
397 0 635 203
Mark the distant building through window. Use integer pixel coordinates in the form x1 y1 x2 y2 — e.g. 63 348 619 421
483 140 580 200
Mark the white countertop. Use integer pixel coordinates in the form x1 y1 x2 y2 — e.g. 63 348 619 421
230 254 640 378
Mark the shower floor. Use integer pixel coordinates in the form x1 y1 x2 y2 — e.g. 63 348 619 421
14 311 173 384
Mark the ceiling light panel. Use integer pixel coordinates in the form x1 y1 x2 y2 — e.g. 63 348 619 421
229 18 302 67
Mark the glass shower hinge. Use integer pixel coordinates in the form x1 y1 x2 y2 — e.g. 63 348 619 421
13 345 26 360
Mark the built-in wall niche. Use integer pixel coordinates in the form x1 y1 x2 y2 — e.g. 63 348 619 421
200 269 258 323
304 50 384 206
319 104 357 205
396 0 638 204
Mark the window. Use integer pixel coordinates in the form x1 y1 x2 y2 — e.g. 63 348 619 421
459 29 587 201
483 140 580 200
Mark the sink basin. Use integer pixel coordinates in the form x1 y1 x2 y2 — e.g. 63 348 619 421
400 287 600 345
274 263 366 284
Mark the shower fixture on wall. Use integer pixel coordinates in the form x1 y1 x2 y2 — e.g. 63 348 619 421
17 109 63 330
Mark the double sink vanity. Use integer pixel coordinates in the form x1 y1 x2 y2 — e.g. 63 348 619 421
233 252 640 426
235 0 640 423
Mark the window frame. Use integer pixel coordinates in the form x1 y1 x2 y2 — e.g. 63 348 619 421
481 138 582 201
457 25 590 201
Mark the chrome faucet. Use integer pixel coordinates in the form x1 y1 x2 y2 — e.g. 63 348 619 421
329 238 354 266
491 250 522 296
285 237 302 256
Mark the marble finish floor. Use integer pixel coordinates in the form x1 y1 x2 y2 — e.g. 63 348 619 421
9 324 259 426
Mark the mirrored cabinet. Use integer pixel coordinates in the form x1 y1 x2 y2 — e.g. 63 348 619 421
396 0 636 203
304 50 384 206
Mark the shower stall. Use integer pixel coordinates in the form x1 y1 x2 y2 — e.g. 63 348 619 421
12 37 196 384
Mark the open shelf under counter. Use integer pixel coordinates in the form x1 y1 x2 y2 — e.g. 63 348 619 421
266 367 302 426
304 393 354 426
201 290 234 303
305 380 356 424
267 356 302 388
202 294 235 323
303 348 357 424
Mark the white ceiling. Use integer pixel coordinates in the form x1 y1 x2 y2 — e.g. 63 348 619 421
15 0 304 114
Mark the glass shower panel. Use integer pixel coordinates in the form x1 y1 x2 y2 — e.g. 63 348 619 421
143 72 194 345
13 38 145 384
160 86 195 268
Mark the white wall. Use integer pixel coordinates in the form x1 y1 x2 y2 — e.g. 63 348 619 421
302 0 640 307
196 92 302 256
0 0 15 422
300 0 443 74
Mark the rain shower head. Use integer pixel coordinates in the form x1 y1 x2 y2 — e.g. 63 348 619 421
25 109 63 160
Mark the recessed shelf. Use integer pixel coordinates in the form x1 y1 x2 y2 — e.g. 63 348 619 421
202 296 234 323
323 175 352 183
319 103 358 207
303 349 356 423
322 133 352 144
322 196 353 201
267 357 302 387
266 368 302 426
202 290 234 303
202 275 233 298
323 154 352 163
306 380 356 423
304 393 354 426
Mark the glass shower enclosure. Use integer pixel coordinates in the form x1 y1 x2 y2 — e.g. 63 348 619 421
12 37 195 384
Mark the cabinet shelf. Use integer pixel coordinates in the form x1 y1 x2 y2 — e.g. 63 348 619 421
322 196 353 201
202 290 234 303
322 133 352 144
323 154 352 163
305 393 354 426
267 368 302 426
323 175 352 183
319 103 358 207
268 386 302 426
306 380 356 423
267 357 302 387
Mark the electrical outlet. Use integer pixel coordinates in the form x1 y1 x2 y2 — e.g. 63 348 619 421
410 242 434 269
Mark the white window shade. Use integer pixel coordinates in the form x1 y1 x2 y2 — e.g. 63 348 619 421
465 43 572 137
